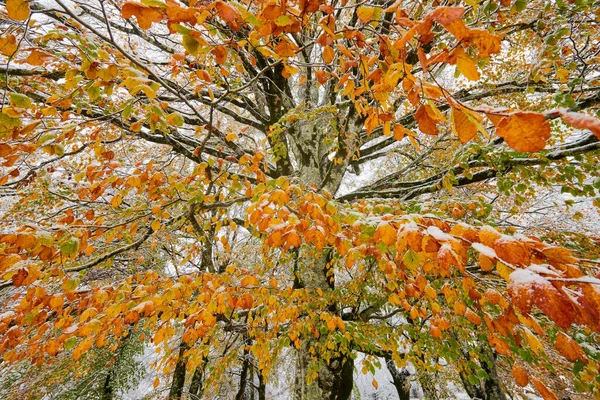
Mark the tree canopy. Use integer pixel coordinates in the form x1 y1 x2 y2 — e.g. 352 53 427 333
1 0 600 399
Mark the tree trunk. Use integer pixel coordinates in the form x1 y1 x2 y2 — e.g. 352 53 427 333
188 360 207 399
288 113 360 400
235 346 251 400
258 369 266 400
458 342 507 400
168 341 188 399
386 358 411 400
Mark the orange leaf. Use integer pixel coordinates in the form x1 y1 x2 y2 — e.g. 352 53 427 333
451 106 477 143
531 377 559 400
374 222 396 246
465 308 482 325
212 46 228 65
0 34 18 57
554 332 588 363
121 2 164 30
215 1 242 31
494 237 531 266
495 111 551 152
454 47 479 81
415 104 439 135
511 364 529 387
6 0 31 21
425 7 465 25
357 6 375 23
315 70 327 85
560 110 600 140
322 46 334 63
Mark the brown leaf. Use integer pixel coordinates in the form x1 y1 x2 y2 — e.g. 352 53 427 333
495 111 551 152
11 267 28 286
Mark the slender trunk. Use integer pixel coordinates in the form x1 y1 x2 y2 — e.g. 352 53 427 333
419 372 440 400
386 358 411 400
189 360 207 399
101 370 114 400
169 341 188 399
458 342 507 400
258 369 266 400
235 346 251 400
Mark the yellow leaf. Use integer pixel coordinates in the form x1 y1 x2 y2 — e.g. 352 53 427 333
0 34 17 57
6 0 30 21
226 133 237 141
323 46 334 64
153 376 160 388
522 326 544 355
455 47 480 81
151 219 161 231
495 261 513 281
372 379 379 389
374 222 396 246
357 6 375 23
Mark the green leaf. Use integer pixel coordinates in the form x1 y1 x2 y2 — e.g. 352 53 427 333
37 133 57 145
64 336 77 350
403 249 420 270
182 34 199 56
167 113 185 127
10 93 31 108
275 15 293 27
141 0 166 7
60 237 79 257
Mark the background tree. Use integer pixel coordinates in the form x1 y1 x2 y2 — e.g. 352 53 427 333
0 0 599 399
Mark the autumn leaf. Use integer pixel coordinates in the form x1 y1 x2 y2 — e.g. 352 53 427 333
121 2 164 30
322 46 334 64
0 34 18 57
495 111 551 152
560 110 600 139
212 46 228 65
415 104 440 135
494 236 531 266
454 47 480 81
374 222 396 246
511 364 529 387
554 332 588 363
531 377 559 400
451 106 478 143
6 0 31 21
215 1 242 31
357 6 375 23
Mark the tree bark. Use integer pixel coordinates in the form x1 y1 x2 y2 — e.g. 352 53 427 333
386 358 411 400
288 112 360 399
188 360 206 399
458 342 507 400
168 341 188 399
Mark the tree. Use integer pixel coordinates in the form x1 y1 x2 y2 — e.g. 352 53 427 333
0 0 599 399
